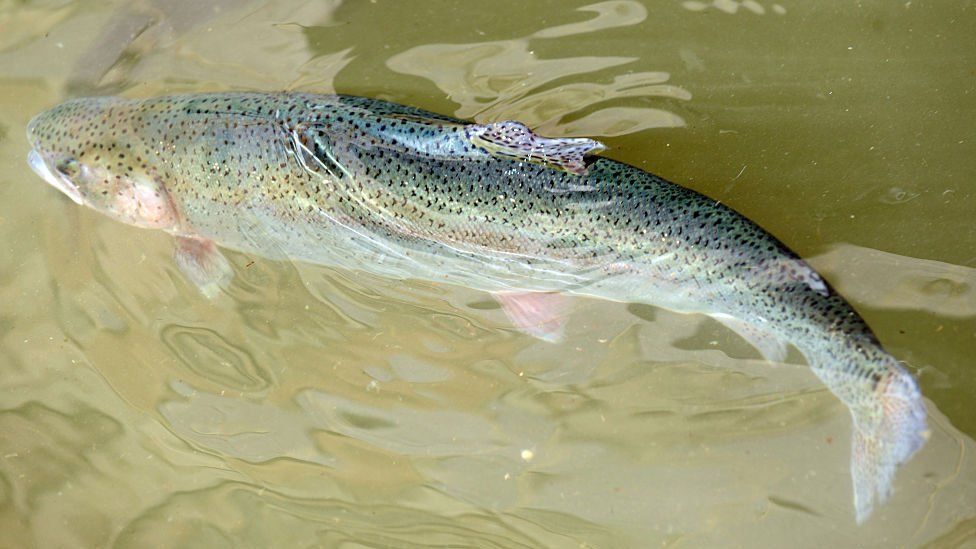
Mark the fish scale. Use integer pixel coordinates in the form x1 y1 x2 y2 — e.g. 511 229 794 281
25 91 927 522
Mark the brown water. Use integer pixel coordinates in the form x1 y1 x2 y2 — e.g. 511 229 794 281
1 1 975 547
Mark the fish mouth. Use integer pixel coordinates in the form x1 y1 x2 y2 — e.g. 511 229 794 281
27 149 83 205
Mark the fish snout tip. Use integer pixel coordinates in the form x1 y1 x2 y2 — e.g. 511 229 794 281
27 148 83 205
27 148 44 174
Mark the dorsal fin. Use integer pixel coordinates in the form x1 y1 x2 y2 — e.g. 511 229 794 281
465 121 606 175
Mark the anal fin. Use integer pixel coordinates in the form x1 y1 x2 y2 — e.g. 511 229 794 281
175 236 233 299
465 121 605 175
492 291 571 343
708 313 789 363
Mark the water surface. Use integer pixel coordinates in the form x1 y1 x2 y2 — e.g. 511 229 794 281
0 0 974 547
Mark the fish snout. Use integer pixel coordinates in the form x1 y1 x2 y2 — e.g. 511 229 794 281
25 97 125 205
25 105 62 150
27 149 83 205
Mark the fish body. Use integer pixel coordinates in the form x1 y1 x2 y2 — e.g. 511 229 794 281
26 92 927 521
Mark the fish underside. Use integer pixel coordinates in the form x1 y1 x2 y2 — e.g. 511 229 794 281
25 92 928 522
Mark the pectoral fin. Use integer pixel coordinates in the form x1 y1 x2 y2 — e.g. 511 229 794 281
492 291 571 343
709 313 790 363
175 236 233 298
466 121 605 175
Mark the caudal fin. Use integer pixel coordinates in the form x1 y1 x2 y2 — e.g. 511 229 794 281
850 369 928 523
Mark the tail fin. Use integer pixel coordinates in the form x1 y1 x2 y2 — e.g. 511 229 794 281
850 369 928 523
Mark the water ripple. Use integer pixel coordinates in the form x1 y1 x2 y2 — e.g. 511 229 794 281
387 0 689 136
161 324 274 393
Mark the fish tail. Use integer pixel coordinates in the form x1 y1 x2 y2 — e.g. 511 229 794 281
850 366 928 523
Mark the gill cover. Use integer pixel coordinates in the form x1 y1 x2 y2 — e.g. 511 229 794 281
65 156 179 231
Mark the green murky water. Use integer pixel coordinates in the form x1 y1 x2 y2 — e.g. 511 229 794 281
1 1 974 547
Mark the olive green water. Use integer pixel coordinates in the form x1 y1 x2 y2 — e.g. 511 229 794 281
1 1 974 547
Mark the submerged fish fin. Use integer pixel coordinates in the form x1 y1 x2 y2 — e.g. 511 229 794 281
465 121 606 175
849 370 929 523
492 291 571 343
708 313 790 362
174 236 233 299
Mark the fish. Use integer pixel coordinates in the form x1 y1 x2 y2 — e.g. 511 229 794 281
25 92 928 522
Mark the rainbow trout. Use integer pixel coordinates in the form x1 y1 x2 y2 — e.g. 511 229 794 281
26 92 927 521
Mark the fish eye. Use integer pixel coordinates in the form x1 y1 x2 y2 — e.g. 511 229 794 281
55 158 80 177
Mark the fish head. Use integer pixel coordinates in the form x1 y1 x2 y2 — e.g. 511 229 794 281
26 97 179 230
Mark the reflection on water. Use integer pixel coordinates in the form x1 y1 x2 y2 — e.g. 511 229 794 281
0 0 348 94
1 0 975 547
387 1 689 135
64 0 244 94
681 0 788 16
811 245 976 320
